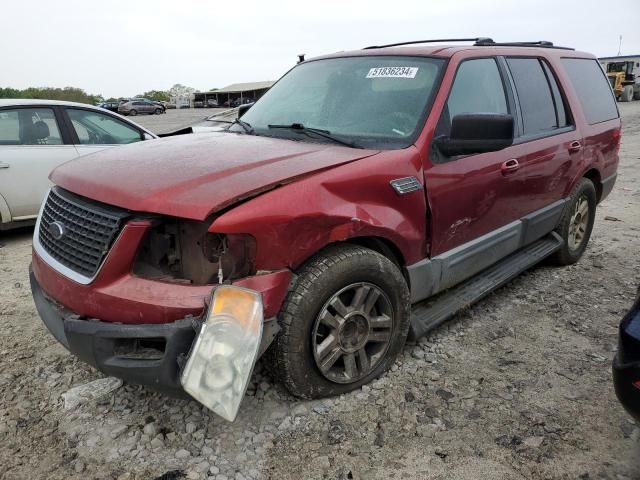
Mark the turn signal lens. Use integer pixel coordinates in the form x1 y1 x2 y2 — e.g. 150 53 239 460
181 285 263 421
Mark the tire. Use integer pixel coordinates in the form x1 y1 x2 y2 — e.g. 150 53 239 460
129 109 138 116
634 89 640 101
267 244 410 398
155 108 162 115
621 85 634 102
551 178 597 265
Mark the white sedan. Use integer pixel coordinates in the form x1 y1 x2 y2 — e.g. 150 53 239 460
0 99 156 230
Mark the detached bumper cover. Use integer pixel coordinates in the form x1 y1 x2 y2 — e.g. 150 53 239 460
31 271 197 395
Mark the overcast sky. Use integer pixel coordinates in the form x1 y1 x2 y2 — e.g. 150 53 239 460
3 0 639 98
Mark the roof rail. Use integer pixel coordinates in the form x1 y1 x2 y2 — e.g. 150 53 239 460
363 38 575 51
474 39 575 50
363 38 494 50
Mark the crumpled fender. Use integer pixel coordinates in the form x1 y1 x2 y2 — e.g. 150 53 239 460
210 146 428 271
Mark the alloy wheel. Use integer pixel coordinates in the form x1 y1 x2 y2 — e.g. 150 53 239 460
568 195 589 250
312 282 394 384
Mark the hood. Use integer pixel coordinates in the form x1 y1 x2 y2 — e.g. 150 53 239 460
51 133 379 220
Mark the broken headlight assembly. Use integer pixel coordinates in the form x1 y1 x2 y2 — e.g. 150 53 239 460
133 219 256 285
181 285 263 421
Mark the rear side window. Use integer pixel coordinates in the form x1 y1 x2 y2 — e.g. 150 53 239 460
506 58 564 135
0 108 62 145
561 58 618 124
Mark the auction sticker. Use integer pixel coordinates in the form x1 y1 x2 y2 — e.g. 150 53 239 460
366 67 418 78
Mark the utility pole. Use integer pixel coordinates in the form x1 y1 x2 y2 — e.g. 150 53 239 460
617 35 623 56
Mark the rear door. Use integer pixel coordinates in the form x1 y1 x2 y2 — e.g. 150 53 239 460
499 56 580 216
0 106 77 220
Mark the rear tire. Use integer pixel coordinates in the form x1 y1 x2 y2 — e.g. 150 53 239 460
551 178 597 265
634 89 640 101
621 85 634 102
129 109 138 116
267 244 411 399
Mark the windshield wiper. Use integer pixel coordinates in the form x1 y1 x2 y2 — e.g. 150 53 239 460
268 123 362 149
230 118 254 134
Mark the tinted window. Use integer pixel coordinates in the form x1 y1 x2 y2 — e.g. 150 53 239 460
561 58 619 125
0 108 62 145
506 58 558 135
436 58 508 137
541 61 569 128
68 109 142 144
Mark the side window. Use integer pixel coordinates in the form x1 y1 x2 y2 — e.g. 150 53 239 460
541 61 569 128
438 58 508 136
506 58 559 135
561 58 619 125
67 109 143 145
0 108 62 145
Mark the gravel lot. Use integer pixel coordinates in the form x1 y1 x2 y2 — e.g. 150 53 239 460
132 108 226 134
1 103 639 480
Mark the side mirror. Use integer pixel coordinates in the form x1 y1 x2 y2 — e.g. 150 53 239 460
435 113 514 157
237 103 254 118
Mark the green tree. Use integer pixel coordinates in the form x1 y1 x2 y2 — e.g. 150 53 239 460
0 86 102 104
142 90 170 102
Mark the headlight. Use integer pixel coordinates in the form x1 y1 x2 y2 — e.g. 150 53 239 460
181 285 263 421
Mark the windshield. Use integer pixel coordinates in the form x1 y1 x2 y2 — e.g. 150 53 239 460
239 55 445 149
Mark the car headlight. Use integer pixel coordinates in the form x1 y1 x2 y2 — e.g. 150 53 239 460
181 285 263 421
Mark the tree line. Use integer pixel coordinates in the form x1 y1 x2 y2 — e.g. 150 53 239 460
0 84 196 105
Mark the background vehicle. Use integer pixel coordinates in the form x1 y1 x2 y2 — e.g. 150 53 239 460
0 99 156 230
606 61 640 102
98 102 119 112
30 39 621 417
613 288 640 422
118 100 164 116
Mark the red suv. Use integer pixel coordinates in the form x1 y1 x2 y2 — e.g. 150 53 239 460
30 38 620 420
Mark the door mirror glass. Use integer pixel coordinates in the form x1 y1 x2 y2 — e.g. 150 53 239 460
435 113 514 157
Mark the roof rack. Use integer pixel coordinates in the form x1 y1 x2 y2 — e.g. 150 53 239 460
363 38 494 50
474 39 575 50
363 38 574 51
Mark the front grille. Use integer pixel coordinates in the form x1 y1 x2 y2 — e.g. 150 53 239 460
38 188 129 278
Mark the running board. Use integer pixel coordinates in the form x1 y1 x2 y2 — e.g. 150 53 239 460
409 232 563 340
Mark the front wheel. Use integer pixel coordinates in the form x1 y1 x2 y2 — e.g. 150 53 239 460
621 85 634 102
155 108 162 115
551 178 597 265
268 244 410 398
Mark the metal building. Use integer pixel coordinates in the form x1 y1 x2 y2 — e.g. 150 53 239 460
192 81 275 108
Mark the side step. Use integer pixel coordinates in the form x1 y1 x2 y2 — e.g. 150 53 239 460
409 232 563 340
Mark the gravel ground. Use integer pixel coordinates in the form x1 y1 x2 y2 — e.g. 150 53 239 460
1 103 639 480
131 108 225 135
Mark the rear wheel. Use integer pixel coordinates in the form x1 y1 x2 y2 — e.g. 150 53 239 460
268 244 410 398
129 109 138 116
551 178 597 265
621 85 634 102
634 88 640 101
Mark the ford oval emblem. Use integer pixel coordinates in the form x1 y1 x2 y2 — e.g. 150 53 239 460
49 221 66 240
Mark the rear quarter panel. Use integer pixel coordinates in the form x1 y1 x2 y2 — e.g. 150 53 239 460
210 147 428 270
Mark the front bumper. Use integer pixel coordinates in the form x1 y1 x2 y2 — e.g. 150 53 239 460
613 354 640 422
31 271 197 396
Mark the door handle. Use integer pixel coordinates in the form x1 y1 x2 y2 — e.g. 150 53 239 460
501 159 519 175
568 140 582 153
0 162 9 169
